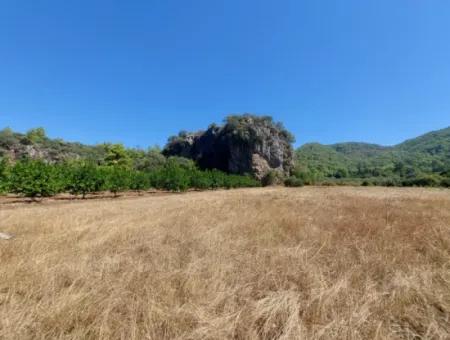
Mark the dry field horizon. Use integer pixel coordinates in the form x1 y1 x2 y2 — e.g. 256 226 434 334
1 187 449 339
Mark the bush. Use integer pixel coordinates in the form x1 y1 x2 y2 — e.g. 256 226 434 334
334 168 348 179
361 180 371 186
284 176 304 187
320 181 337 186
225 174 260 189
380 179 396 187
441 177 450 188
290 166 322 185
402 175 441 187
262 170 282 187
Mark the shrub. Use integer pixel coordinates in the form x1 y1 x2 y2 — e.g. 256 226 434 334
383 179 399 187
0 128 19 149
321 181 337 186
284 176 304 187
402 175 441 187
262 170 283 187
441 177 450 188
361 180 371 186
334 168 348 179
225 174 260 189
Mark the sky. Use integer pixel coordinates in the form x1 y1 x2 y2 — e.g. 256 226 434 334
1 0 449 148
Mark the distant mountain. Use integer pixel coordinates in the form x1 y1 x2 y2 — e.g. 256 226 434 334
295 127 450 183
397 126 450 155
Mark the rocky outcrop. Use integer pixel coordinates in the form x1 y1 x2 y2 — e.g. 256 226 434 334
163 115 295 179
0 128 104 163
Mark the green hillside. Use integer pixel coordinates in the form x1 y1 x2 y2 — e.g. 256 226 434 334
295 127 450 186
397 127 450 154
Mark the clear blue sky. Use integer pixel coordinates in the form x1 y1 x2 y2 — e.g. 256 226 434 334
1 0 449 148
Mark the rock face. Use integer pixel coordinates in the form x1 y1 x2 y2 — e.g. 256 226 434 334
163 115 295 179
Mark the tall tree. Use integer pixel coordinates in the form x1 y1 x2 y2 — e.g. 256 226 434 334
103 144 132 168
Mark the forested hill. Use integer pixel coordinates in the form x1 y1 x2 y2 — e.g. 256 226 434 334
295 126 450 185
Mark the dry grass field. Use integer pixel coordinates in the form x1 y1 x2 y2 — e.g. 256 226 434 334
1 187 449 339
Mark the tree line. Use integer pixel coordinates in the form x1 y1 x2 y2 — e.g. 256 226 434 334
1 125 450 193
0 157 260 199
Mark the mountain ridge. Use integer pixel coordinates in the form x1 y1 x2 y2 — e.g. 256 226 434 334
295 126 450 184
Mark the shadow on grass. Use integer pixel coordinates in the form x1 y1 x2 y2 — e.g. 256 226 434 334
0 190 182 206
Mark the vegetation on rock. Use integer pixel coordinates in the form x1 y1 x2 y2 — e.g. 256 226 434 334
163 114 295 179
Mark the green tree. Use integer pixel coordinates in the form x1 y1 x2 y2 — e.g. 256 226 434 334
104 166 131 197
153 159 190 192
129 171 150 194
26 127 47 143
138 146 166 171
190 169 212 189
67 161 105 198
9 159 61 199
334 168 348 179
103 144 132 168
0 128 18 150
0 158 10 193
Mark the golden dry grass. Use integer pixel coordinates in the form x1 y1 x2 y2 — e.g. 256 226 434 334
1 187 450 339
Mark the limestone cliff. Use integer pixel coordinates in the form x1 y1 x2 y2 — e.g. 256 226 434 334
163 115 295 179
